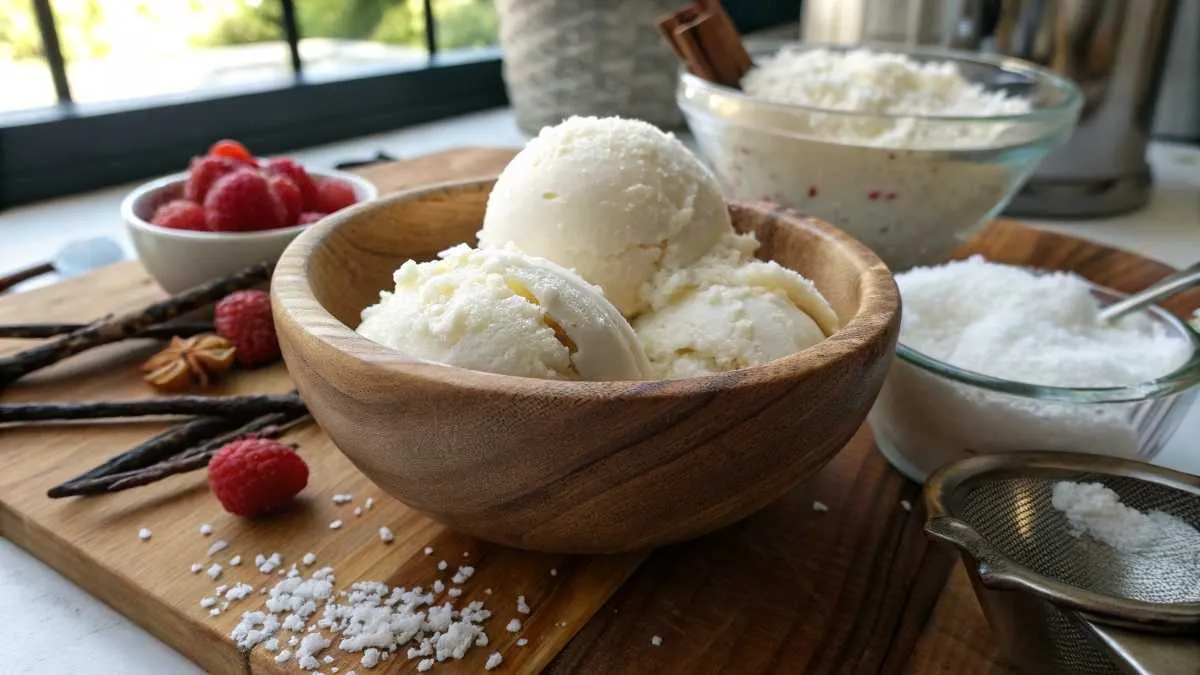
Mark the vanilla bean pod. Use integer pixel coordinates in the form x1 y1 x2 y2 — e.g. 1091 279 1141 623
0 322 213 340
50 413 313 497
46 416 240 497
0 261 272 389
0 392 304 424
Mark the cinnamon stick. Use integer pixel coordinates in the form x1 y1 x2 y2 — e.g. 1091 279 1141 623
50 413 312 497
0 392 305 424
657 1 752 88
0 261 272 389
0 322 213 340
46 416 239 497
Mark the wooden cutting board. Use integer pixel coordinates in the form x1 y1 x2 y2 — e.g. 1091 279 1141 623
2 147 1196 675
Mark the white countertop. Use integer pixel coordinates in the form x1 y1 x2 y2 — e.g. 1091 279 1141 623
1 108 1198 674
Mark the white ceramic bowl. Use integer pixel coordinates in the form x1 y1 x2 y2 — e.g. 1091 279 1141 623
123 168 378 294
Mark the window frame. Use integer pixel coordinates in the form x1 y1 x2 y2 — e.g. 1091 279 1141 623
0 0 798 209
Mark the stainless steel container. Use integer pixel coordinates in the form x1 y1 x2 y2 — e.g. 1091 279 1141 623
801 0 1184 218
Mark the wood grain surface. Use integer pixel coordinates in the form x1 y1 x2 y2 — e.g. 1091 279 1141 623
272 181 899 553
2 147 1196 674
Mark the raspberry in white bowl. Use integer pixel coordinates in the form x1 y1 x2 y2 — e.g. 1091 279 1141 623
124 139 378 293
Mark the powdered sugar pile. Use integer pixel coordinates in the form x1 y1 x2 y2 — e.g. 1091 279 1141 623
869 256 1196 481
895 256 1190 387
1051 481 1200 553
741 47 1031 148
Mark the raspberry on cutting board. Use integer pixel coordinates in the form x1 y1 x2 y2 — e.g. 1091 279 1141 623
151 199 207 231
208 438 308 517
214 290 281 367
204 168 287 232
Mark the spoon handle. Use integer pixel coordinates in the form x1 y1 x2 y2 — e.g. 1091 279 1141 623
1099 261 1200 322
0 261 54 293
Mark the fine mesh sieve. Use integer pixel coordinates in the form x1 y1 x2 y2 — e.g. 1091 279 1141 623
924 452 1200 675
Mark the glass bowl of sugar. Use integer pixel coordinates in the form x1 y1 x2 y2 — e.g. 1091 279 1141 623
677 42 1081 273
868 257 1200 482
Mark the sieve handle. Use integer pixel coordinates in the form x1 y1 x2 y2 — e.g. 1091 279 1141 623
1081 621 1200 675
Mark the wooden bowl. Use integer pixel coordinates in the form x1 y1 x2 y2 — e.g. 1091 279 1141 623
272 179 900 554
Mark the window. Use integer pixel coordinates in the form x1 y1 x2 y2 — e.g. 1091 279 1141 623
0 0 794 208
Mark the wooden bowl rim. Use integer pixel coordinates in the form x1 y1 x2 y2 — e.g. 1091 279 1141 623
272 178 899 399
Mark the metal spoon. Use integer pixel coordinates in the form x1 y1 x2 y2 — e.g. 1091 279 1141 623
0 237 126 293
1099 260 1200 322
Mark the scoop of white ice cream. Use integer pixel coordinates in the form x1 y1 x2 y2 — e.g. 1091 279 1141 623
478 115 735 318
635 242 839 379
357 244 653 380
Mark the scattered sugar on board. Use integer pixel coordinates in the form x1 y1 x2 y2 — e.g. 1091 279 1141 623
451 566 473 584
207 564 223 580
651 635 663 647
379 527 394 543
549 568 557 577
364 497 375 510
423 546 434 556
812 501 828 513
199 523 213 536
896 256 1191 387
900 500 912 512
138 528 152 541
516 638 528 647
332 494 354 505
516 596 530 615
216 565 498 671
229 555 242 566
506 619 521 633
207 539 229 557
1051 481 1200 553
190 563 204 574
302 552 317 567
257 552 283 574
329 520 343 530
353 507 363 517
437 560 448 571
485 652 503 670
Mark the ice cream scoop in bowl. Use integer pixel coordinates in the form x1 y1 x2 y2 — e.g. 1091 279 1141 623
272 179 900 554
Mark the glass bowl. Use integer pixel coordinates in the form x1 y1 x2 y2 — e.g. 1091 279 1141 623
868 283 1200 482
676 42 1082 271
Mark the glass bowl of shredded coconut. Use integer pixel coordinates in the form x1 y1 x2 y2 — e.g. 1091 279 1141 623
677 43 1082 271
868 256 1200 482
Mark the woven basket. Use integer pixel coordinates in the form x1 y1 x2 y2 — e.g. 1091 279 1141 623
496 0 685 133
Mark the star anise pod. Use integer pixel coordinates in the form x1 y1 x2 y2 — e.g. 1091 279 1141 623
142 334 237 392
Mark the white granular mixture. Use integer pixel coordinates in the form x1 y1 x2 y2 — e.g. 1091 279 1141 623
896 256 1190 387
867 257 1194 481
743 47 1030 147
683 48 1049 271
1052 481 1200 553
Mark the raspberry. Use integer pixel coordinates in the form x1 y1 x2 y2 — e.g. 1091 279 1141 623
264 158 318 209
298 211 328 225
185 156 241 203
151 199 207 231
207 438 308 518
313 179 358 213
204 168 287 232
214 290 280 367
268 174 302 226
208 139 256 165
